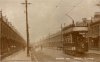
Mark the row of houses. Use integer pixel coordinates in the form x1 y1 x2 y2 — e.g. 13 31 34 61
88 12 100 50
76 12 100 50
0 11 26 59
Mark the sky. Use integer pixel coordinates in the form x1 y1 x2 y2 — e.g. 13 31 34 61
0 0 100 43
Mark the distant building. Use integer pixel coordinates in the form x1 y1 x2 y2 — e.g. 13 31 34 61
88 12 100 50
76 18 88 27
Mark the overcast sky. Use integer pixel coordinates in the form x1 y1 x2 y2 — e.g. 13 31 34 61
0 0 100 43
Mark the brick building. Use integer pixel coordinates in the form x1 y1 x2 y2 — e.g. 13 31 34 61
88 12 100 50
0 11 26 59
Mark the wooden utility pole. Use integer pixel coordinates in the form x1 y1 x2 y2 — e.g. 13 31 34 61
0 10 2 17
61 24 63 49
22 0 31 56
61 24 63 42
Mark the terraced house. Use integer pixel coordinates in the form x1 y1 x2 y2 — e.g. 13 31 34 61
88 12 100 50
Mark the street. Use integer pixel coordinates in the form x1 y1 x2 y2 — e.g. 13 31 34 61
31 47 100 62
0 1 100 62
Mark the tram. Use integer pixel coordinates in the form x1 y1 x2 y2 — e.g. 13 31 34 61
62 24 88 55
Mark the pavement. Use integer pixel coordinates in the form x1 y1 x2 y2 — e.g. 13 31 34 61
1 49 32 62
88 50 100 55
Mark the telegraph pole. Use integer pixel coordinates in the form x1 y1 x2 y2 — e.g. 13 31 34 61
0 10 2 19
61 24 63 42
61 24 63 48
21 0 31 56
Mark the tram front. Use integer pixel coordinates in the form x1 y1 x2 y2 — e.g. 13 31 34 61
73 27 88 54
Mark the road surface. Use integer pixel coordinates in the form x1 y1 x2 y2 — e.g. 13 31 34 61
31 47 100 62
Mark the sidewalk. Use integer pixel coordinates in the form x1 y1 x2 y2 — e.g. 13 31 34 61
88 50 100 55
1 49 32 62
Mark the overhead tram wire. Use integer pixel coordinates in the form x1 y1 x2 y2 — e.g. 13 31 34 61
46 0 83 32
61 0 83 25
56 0 80 9
54 0 84 24
47 0 64 16
66 0 83 14
44 0 65 32
64 0 83 23
47 0 78 19
56 0 64 8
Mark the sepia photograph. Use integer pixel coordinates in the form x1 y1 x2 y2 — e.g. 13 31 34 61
0 0 100 62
